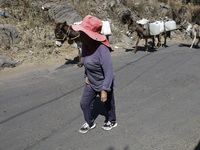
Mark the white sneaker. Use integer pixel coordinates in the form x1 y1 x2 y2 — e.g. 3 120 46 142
102 121 117 131
79 122 96 134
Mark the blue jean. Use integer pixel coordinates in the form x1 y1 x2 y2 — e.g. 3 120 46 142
80 84 116 126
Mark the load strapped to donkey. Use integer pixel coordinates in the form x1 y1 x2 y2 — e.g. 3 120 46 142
137 18 177 36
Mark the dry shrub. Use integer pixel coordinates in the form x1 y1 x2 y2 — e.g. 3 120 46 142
168 0 183 18
126 0 158 18
188 4 200 23
0 0 59 62
158 0 168 3
168 0 200 24
130 1 147 13
190 0 200 5
72 0 97 18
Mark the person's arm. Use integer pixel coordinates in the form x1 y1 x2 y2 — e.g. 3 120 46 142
84 67 90 84
100 45 114 102
100 46 114 91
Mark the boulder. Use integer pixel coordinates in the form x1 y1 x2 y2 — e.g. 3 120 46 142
46 3 82 25
41 2 57 11
0 24 21 46
0 53 18 70
122 34 134 46
0 20 21 70
158 3 170 17
174 5 190 28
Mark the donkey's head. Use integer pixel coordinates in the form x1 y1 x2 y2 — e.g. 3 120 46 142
55 22 68 47
186 23 193 35
55 21 80 47
127 19 138 37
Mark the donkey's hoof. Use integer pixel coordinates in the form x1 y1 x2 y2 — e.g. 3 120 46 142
77 63 83 67
133 49 137 53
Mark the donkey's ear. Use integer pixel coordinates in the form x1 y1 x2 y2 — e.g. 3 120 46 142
61 21 67 28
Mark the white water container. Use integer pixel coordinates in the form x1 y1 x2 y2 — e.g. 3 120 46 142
149 22 160 35
158 21 164 33
101 21 112 36
137 18 149 25
165 20 176 31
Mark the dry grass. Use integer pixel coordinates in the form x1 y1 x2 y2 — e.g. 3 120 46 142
168 0 200 24
158 0 168 3
188 3 200 23
0 0 199 66
126 0 158 18
0 0 69 64
168 0 183 13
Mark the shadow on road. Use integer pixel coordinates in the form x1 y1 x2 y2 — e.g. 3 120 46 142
125 46 157 53
91 96 108 122
125 41 157 53
179 43 191 48
106 145 130 150
56 56 80 70
194 141 200 150
64 56 79 65
179 43 199 49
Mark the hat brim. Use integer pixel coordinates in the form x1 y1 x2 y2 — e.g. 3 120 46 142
72 24 106 42
102 38 114 52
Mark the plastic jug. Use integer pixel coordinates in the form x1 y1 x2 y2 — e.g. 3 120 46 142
165 21 176 31
101 21 112 36
137 18 149 25
158 21 164 33
149 22 160 35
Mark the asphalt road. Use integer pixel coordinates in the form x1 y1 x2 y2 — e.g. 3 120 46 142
0 43 200 150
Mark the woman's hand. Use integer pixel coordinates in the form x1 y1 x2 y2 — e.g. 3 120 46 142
101 90 107 102
85 77 90 84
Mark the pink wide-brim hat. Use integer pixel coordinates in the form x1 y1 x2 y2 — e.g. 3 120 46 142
72 15 113 51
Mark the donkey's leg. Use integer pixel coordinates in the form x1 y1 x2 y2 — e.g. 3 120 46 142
156 35 161 48
145 38 148 52
190 36 196 49
77 43 83 67
196 38 200 47
134 37 140 53
164 33 167 47
152 36 155 48
78 50 82 66
157 35 161 48
190 32 196 49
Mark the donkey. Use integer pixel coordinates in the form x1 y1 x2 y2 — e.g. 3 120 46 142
126 19 161 53
158 17 171 47
159 30 171 47
55 21 83 67
186 23 200 49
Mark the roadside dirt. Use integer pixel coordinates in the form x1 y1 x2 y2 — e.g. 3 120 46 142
0 37 192 80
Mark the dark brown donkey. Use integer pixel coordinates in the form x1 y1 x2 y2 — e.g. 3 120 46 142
126 19 161 53
159 31 171 47
55 21 83 67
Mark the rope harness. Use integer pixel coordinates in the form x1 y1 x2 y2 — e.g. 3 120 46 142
56 26 80 41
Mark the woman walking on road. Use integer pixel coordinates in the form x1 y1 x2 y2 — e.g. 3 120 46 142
72 15 117 134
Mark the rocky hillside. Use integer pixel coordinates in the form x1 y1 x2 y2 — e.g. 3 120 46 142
0 0 199 70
